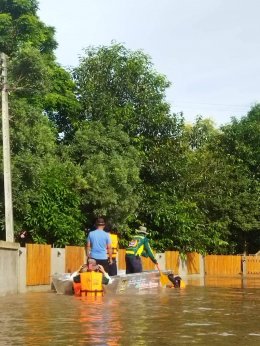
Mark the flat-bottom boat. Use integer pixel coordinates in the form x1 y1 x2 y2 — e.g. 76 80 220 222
52 270 173 295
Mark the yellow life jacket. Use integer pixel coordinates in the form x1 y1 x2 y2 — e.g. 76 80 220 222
107 233 118 259
125 235 145 256
80 272 103 297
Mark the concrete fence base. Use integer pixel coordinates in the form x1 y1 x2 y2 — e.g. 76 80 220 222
0 241 20 296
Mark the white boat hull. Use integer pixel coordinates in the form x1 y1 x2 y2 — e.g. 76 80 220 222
52 270 172 295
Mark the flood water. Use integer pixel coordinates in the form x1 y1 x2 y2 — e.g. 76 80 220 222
1 278 260 345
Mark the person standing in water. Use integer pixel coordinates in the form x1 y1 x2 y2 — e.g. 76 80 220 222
125 226 157 274
86 217 113 273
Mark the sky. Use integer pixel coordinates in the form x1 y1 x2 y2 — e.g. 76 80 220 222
38 0 260 126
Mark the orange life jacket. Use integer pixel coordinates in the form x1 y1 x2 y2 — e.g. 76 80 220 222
80 271 103 297
73 282 81 296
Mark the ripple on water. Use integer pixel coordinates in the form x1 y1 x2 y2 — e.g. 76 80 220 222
0 286 260 345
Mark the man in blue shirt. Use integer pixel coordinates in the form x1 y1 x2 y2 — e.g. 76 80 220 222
86 218 112 273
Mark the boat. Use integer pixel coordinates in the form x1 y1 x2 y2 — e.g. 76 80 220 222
51 270 173 295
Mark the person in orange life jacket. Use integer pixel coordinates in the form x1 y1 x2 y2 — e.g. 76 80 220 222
86 217 113 273
70 264 88 295
125 226 158 274
72 259 112 295
106 228 118 276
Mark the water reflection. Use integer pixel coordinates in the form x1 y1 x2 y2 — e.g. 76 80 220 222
0 279 260 345
188 275 260 288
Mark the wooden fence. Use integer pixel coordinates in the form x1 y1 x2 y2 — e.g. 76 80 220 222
246 256 260 274
165 251 179 274
25 244 260 286
26 244 51 286
165 251 200 275
65 246 85 273
187 252 200 274
204 255 242 276
118 248 126 270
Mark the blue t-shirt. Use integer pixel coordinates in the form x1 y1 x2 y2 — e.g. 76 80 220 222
87 230 111 260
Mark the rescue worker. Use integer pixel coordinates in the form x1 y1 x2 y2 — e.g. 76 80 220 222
166 273 186 288
107 229 119 276
86 217 113 273
125 226 158 274
72 259 112 296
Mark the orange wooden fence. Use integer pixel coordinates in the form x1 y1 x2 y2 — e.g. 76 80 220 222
246 256 260 274
142 255 157 271
118 249 126 270
165 251 179 274
25 243 260 286
65 246 85 273
26 244 51 286
205 255 242 275
187 252 200 274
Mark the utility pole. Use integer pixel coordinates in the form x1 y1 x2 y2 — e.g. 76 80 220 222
1 52 14 242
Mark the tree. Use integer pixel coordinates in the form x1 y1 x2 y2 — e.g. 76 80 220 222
73 43 174 142
177 109 260 254
1 99 85 246
69 121 141 231
1 0 80 137
0 0 57 57
215 105 260 253
219 104 260 179
0 0 84 244
44 64 82 139
72 43 184 243
137 117 229 253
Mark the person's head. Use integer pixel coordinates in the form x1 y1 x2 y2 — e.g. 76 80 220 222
135 226 149 236
87 258 100 272
20 230 28 239
168 274 181 288
79 264 88 273
95 217 106 229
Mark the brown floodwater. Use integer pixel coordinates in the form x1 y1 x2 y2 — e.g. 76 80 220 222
0 277 260 345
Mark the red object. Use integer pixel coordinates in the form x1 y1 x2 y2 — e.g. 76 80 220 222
73 282 81 296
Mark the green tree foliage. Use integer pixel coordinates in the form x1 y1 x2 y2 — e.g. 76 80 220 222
1 0 80 135
44 64 82 139
73 43 174 142
1 99 85 245
0 0 57 57
73 43 184 245
0 0 84 245
177 110 260 254
219 105 260 179
1 1 259 254
138 116 229 253
23 159 85 246
69 121 141 230
9 44 50 99
215 105 260 253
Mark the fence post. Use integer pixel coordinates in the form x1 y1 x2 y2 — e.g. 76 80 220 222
242 255 247 277
200 254 205 277
179 254 188 277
